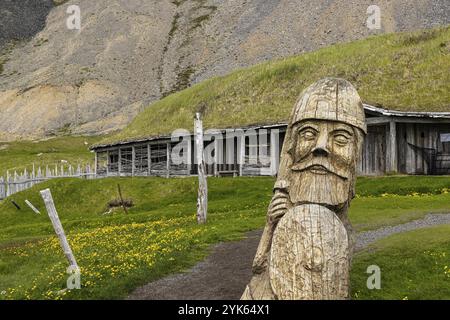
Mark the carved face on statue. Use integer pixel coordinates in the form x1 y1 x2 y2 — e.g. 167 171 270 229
287 120 362 206
277 78 366 209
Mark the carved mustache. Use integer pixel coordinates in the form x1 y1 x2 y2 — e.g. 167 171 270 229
290 157 348 180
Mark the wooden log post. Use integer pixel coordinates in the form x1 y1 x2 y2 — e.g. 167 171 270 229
270 129 280 176
40 189 78 268
106 151 110 176
239 134 245 176
118 148 122 176
214 137 219 177
94 151 98 177
166 142 171 178
131 146 136 176
389 120 398 173
117 184 128 214
147 144 152 176
194 113 208 224
25 200 41 214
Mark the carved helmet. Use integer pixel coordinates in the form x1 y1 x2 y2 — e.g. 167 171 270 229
291 78 367 134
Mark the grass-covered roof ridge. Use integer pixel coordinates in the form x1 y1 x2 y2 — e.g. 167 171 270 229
100 26 450 146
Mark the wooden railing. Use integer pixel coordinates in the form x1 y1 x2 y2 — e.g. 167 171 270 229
0 164 95 200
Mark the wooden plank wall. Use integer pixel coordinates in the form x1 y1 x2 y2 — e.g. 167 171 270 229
359 124 387 175
397 123 450 174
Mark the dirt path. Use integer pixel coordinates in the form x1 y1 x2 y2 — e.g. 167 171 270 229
127 213 450 300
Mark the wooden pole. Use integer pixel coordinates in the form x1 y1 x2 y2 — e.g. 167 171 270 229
270 129 280 176
131 146 136 176
106 151 110 176
40 188 78 268
25 200 41 214
195 113 207 224
147 144 152 176
214 138 219 177
239 134 245 176
94 152 98 177
389 120 398 173
166 142 170 178
118 148 122 176
117 184 128 214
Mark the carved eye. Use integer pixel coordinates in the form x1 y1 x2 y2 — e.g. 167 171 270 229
300 129 317 141
334 134 350 145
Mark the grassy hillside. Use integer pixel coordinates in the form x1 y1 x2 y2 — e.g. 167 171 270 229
100 27 450 145
0 176 449 299
0 136 102 178
352 225 450 300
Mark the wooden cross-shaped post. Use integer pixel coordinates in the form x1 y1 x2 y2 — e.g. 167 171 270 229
194 113 207 224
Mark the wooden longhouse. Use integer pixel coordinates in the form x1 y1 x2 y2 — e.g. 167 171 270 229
91 105 450 177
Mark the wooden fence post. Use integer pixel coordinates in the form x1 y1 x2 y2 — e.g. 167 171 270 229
40 188 78 268
194 113 208 224
25 200 41 214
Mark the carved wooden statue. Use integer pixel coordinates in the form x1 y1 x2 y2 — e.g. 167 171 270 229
242 78 366 300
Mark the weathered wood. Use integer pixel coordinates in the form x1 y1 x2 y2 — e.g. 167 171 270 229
147 143 152 176
166 142 171 178
195 113 208 224
25 200 41 214
270 129 280 176
242 78 365 300
131 146 136 176
388 120 397 173
118 148 122 175
214 138 219 177
269 204 349 299
0 163 95 199
117 184 128 214
40 188 78 268
239 135 245 176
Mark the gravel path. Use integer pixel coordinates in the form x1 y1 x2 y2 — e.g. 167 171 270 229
128 213 450 300
355 213 450 251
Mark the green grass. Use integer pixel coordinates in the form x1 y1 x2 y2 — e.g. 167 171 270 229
0 176 449 299
99 27 450 145
351 225 450 300
356 175 450 196
0 136 104 178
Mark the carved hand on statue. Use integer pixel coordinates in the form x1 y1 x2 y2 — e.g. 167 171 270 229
267 190 290 224
252 189 290 274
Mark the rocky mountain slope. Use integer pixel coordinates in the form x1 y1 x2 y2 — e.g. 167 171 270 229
0 0 449 141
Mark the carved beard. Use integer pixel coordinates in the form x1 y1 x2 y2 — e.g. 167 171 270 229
287 169 352 209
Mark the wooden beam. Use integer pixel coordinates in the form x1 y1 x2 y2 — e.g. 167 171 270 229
118 148 122 176
270 129 280 176
366 116 391 125
106 150 110 176
166 142 170 178
131 146 136 176
214 138 219 177
147 144 151 176
187 136 192 174
94 151 98 176
389 120 398 173
367 116 450 125
239 135 245 176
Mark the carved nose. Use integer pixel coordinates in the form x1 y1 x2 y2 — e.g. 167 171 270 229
312 134 329 157
312 147 329 157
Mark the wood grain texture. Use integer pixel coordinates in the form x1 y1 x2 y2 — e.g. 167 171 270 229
242 78 365 300
40 188 78 268
269 205 349 300
195 113 208 224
